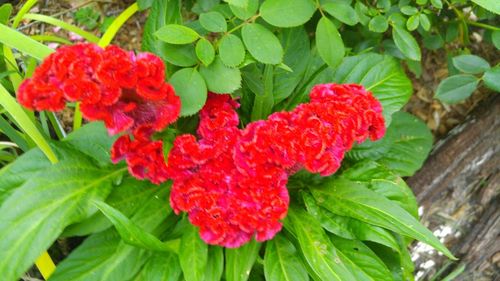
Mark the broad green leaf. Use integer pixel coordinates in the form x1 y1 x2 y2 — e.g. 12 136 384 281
137 0 154 10
302 192 400 251
423 34 444 50
452 54 490 74
340 161 419 215
406 15 419 31
311 179 455 259
355 2 370 25
199 11 227 32
200 57 241 93
241 23 283 64
160 43 198 67
219 34 246 67
376 112 433 177
430 0 443 8
133 252 182 281
230 0 259 20
62 177 160 237
225 240 261 281
287 208 356 281
196 38 215 66
470 0 500 14
435 74 479 104
274 26 311 103
63 122 117 165
93 200 175 252
50 187 171 281
179 224 208 281
322 3 358 26
0 148 121 281
264 234 309 281
251 64 274 121
170 68 208 116
369 243 411 281
368 15 388 33
333 53 412 125
316 17 345 68
392 26 421 61
204 247 224 281
260 0 316 27
155 24 199 44
483 66 500 92
330 236 394 281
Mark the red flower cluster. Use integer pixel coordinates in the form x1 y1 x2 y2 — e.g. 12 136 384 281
18 43 180 184
168 84 386 247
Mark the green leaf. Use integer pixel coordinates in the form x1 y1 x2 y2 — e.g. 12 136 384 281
435 74 479 104
430 0 443 9
224 0 248 8
322 3 358 26
287 208 356 281
195 38 215 66
229 0 259 20
170 68 208 116
302 192 400 251
482 66 500 92
419 14 430 31
225 240 261 281
274 26 311 103
0 4 13 24
311 179 455 259
0 147 120 281
0 23 53 61
199 11 227 32
492 30 500 49
316 17 345 68
161 43 198 67
155 24 199 44
264 234 309 281
62 177 160 237
400 6 418 15
137 0 155 10
251 64 274 121
179 224 208 281
368 16 388 33
241 23 283 64
74 7 100 30
330 236 394 281
377 112 433 176
133 252 182 281
406 15 419 31
470 0 500 14
50 187 171 281
392 26 421 61
452 54 491 74
204 247 224 281
333 53 412 125
200 57 242 93
219 34 246 67
260 0 316 27
93 200 175 252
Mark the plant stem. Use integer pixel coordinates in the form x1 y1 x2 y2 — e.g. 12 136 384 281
466 20 500 31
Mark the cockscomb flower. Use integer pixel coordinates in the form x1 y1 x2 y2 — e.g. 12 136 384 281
18 43 181 136
168 84 385 248
18 43 181 184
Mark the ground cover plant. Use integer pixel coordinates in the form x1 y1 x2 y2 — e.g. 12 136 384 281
0 0 498 280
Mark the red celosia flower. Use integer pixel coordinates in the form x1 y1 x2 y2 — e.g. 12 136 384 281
111 125 169 185
17 43 181 136
168 84 385 248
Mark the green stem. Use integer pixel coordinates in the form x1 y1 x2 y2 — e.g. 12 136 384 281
465 20 500 31
12 0 38 28
227 14 260 34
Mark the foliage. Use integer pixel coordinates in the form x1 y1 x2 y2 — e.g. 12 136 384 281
0 0 497 280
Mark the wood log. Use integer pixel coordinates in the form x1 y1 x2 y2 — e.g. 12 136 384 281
407 95 499 281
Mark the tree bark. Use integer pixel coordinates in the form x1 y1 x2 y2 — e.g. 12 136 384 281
407 95 499 281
